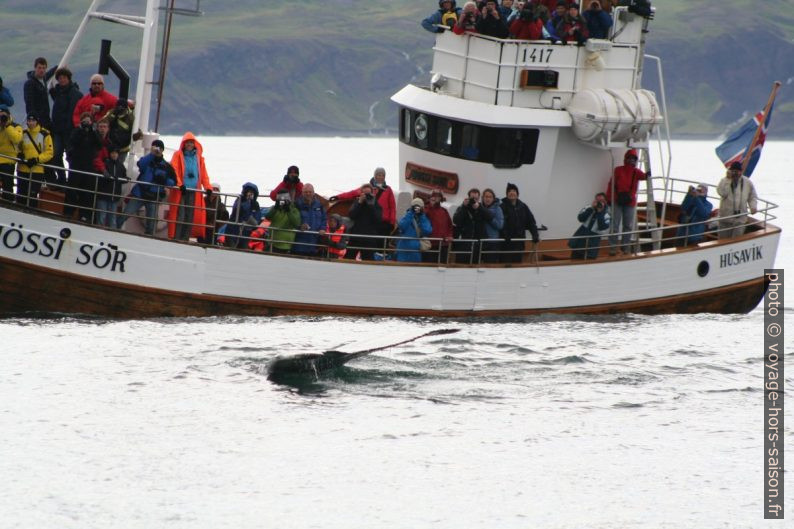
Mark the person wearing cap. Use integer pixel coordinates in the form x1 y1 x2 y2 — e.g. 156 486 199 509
49 67 83 186
167 132 213 241
422 0 461 33
545 0 569 41
65 111 102 220
500 182 539 263
265 189 301 254
16 113 53 208
717 161 758 239
23 57 56 130
396 197 432 262
422 189 454 263
330 167 396 236
95 144 127 229
0 105 22 201
676 183 713 246
0 75 14 108
118 139 176 235
71 74 118 127
605 148 647 255
345 182 383 261
293 183 327 256
269 165 304 202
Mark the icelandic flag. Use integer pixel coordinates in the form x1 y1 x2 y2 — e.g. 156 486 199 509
715 102 774 177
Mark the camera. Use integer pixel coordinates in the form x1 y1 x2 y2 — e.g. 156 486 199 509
519 8 534 21
412 205 422 214
0 114 7 123
278 199 288 207
365 192 375 203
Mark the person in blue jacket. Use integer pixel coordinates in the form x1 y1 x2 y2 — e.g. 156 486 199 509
223 181 262 248
480 188 504 263
117 139 176 234
422 0 461 33
0 76 14 108
677 183 713 246
293 183 327 256
396 198 432 262
583 0 613 39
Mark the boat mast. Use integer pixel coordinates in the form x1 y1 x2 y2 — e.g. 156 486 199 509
134 0 162 138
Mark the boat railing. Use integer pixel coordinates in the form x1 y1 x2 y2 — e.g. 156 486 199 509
0 160 779 264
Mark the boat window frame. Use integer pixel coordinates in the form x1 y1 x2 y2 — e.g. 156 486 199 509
398 107 539 168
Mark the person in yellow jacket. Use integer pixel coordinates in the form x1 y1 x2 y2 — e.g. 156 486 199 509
0 105 23 201
17 113 53 207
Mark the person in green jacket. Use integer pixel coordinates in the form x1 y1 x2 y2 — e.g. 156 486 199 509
265 190 301 254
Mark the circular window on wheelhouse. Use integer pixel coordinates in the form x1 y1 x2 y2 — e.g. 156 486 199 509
414 113 429 148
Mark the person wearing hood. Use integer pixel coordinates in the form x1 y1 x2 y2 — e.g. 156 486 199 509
23 57 56 130
71 74 118 127
95 145 127 229
330 167 396 235
480 188 504 263
0 105 22 201
224 182 261 248
293 183 327 256
423 189 454 263
321 214 348 259
0 76 14 108
49 67 82 185
605 148 647 255
269 165 304 202
499 182 539 263
17 113 53 208
266 189 301 254
583 0 612 39
397 198 432 263
422 0 461 32
118 140 176 235
167 132 213 241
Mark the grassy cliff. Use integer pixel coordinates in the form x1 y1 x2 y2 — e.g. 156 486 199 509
2 0 792 136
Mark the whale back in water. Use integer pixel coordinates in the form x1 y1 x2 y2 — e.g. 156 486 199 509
266 329 459 380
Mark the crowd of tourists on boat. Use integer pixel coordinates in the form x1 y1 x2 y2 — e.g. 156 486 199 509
0 51 761 265
422 0 623 44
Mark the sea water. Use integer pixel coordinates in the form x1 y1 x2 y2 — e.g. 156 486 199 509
0 140 791 529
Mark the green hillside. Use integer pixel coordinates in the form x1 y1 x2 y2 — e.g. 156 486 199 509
2 0 792 136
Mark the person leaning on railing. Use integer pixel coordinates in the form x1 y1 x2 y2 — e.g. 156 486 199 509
0 105 22 201
452 187 492 264
422 0 461 33
568 192 610 260
167 132 214 242
717 161 758 239
265 190 301 255
293 184 327 257
480 188 504 263
397 198 433 263
65 112 102 221
117 139 175 235
676 183 712 246
500 182 539 263
95 144 127 229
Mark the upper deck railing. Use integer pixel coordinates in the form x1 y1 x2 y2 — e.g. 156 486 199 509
429 6 648 109
1 154 779 267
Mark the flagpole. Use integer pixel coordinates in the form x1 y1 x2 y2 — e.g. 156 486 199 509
740 80 782 174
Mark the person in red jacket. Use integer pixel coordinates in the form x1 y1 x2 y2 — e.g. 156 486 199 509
509 7 544 39
423 189 454 263
331 167 396 236
72 74 118 127
605 148 647 255
269 165 304 202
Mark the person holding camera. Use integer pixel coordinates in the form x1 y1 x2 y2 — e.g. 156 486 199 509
345 182 383 261
568 192 611 260
453 1 481 34
452 188 493 263
269 165 303 202
0 105 22 202
476 0 509 38
65 112 102 220
118 140 176 235
583 1 613 39
676 183 713 246
71 74 118 127
509 3 543 39
422 0 462 33
717 162 758 240
17 114 53 209
266 190 301 254
222 182 261 248
605 149 646 255
423 189 454 263
556 3 589 45
396 198 433 263
330 167 396 237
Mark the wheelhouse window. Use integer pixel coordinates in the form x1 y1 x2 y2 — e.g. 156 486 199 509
398 107 539 168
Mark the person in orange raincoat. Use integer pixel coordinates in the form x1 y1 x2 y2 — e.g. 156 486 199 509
167 132 213 240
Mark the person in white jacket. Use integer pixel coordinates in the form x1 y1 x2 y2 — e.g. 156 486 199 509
716 161 758 239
